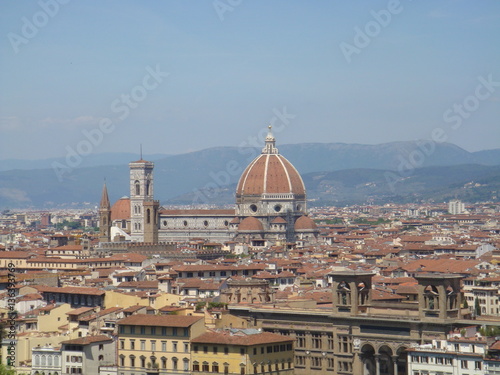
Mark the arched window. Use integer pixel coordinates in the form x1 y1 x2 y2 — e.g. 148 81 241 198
147 209 151 224
146 180 151 196
135 180 141 196
35 355 40 366
41 355 46 366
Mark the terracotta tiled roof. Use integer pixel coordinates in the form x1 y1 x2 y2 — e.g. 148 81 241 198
236 154 305 196
294 215 317 230
61 335 113 345
191 330 293 346
35 285 105 296
271 216 287 224
111 197 131 222
159 209 235 216
238 217 264 231
118 314 203 327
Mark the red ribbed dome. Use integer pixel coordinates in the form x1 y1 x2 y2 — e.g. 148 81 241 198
236 154 305 196
111 197 130 222
238 217 264 231
294 215 317 230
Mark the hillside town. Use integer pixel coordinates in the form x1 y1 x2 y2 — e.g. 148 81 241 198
0 131 499 375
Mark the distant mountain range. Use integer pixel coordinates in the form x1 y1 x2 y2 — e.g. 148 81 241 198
0 141 499 209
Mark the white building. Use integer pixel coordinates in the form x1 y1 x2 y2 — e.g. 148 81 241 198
449 200 466 215
407 335 487 375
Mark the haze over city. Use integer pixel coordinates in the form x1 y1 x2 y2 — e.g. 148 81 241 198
1 0 500 162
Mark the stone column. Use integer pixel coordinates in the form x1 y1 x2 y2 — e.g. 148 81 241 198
392 355 399 375
375 354 380 375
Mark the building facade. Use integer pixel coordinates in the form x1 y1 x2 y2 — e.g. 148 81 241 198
117 314 205 375
229 272 473 375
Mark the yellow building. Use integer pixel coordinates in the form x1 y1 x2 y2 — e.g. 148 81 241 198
105 290 183 310
117 314 205 374
191 329 294 375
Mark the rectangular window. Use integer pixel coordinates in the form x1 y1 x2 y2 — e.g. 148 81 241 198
151 327 156 335
312 333 322 349
140 340 146 350
120 339 125 349
173 328 178 336
184 343 189 353
327 358 334 369
311 356 322 368
213 346 218 354
151 340 156 351
461 360 468 369
184 328 189 337
173 341 178 352
162 341 166 351
140 326 145 334
162 327 167 336
295 356 305 367
204 346 208 354
240 348 245 355
296 332 305 348
224 347 229 355
130 340 135 350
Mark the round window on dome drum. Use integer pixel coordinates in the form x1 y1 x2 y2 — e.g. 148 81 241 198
250 204 258 213
274 204 282 212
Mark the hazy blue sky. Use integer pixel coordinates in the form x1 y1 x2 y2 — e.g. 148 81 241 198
1 0 499 160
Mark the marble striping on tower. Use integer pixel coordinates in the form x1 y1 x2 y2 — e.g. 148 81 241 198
129 158 159 243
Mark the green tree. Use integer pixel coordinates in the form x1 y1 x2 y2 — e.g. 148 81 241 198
474 298 481 317
0 363 16 375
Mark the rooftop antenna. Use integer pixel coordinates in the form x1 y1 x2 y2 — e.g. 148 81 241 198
140 144 143 160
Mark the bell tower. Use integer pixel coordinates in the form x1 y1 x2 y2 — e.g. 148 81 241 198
129 155 158 242
99 182 111 243
416 273 462 321
331 271 374 316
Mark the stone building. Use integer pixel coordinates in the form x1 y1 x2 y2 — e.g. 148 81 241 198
228 272 473 375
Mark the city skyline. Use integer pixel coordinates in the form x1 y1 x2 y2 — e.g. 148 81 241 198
1 1 500 161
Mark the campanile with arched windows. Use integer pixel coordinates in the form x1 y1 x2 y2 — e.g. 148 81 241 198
129 157 158 242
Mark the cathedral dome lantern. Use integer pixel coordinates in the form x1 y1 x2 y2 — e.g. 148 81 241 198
235 126 306 217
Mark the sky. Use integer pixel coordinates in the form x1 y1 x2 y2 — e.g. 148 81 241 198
1 0 499 161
